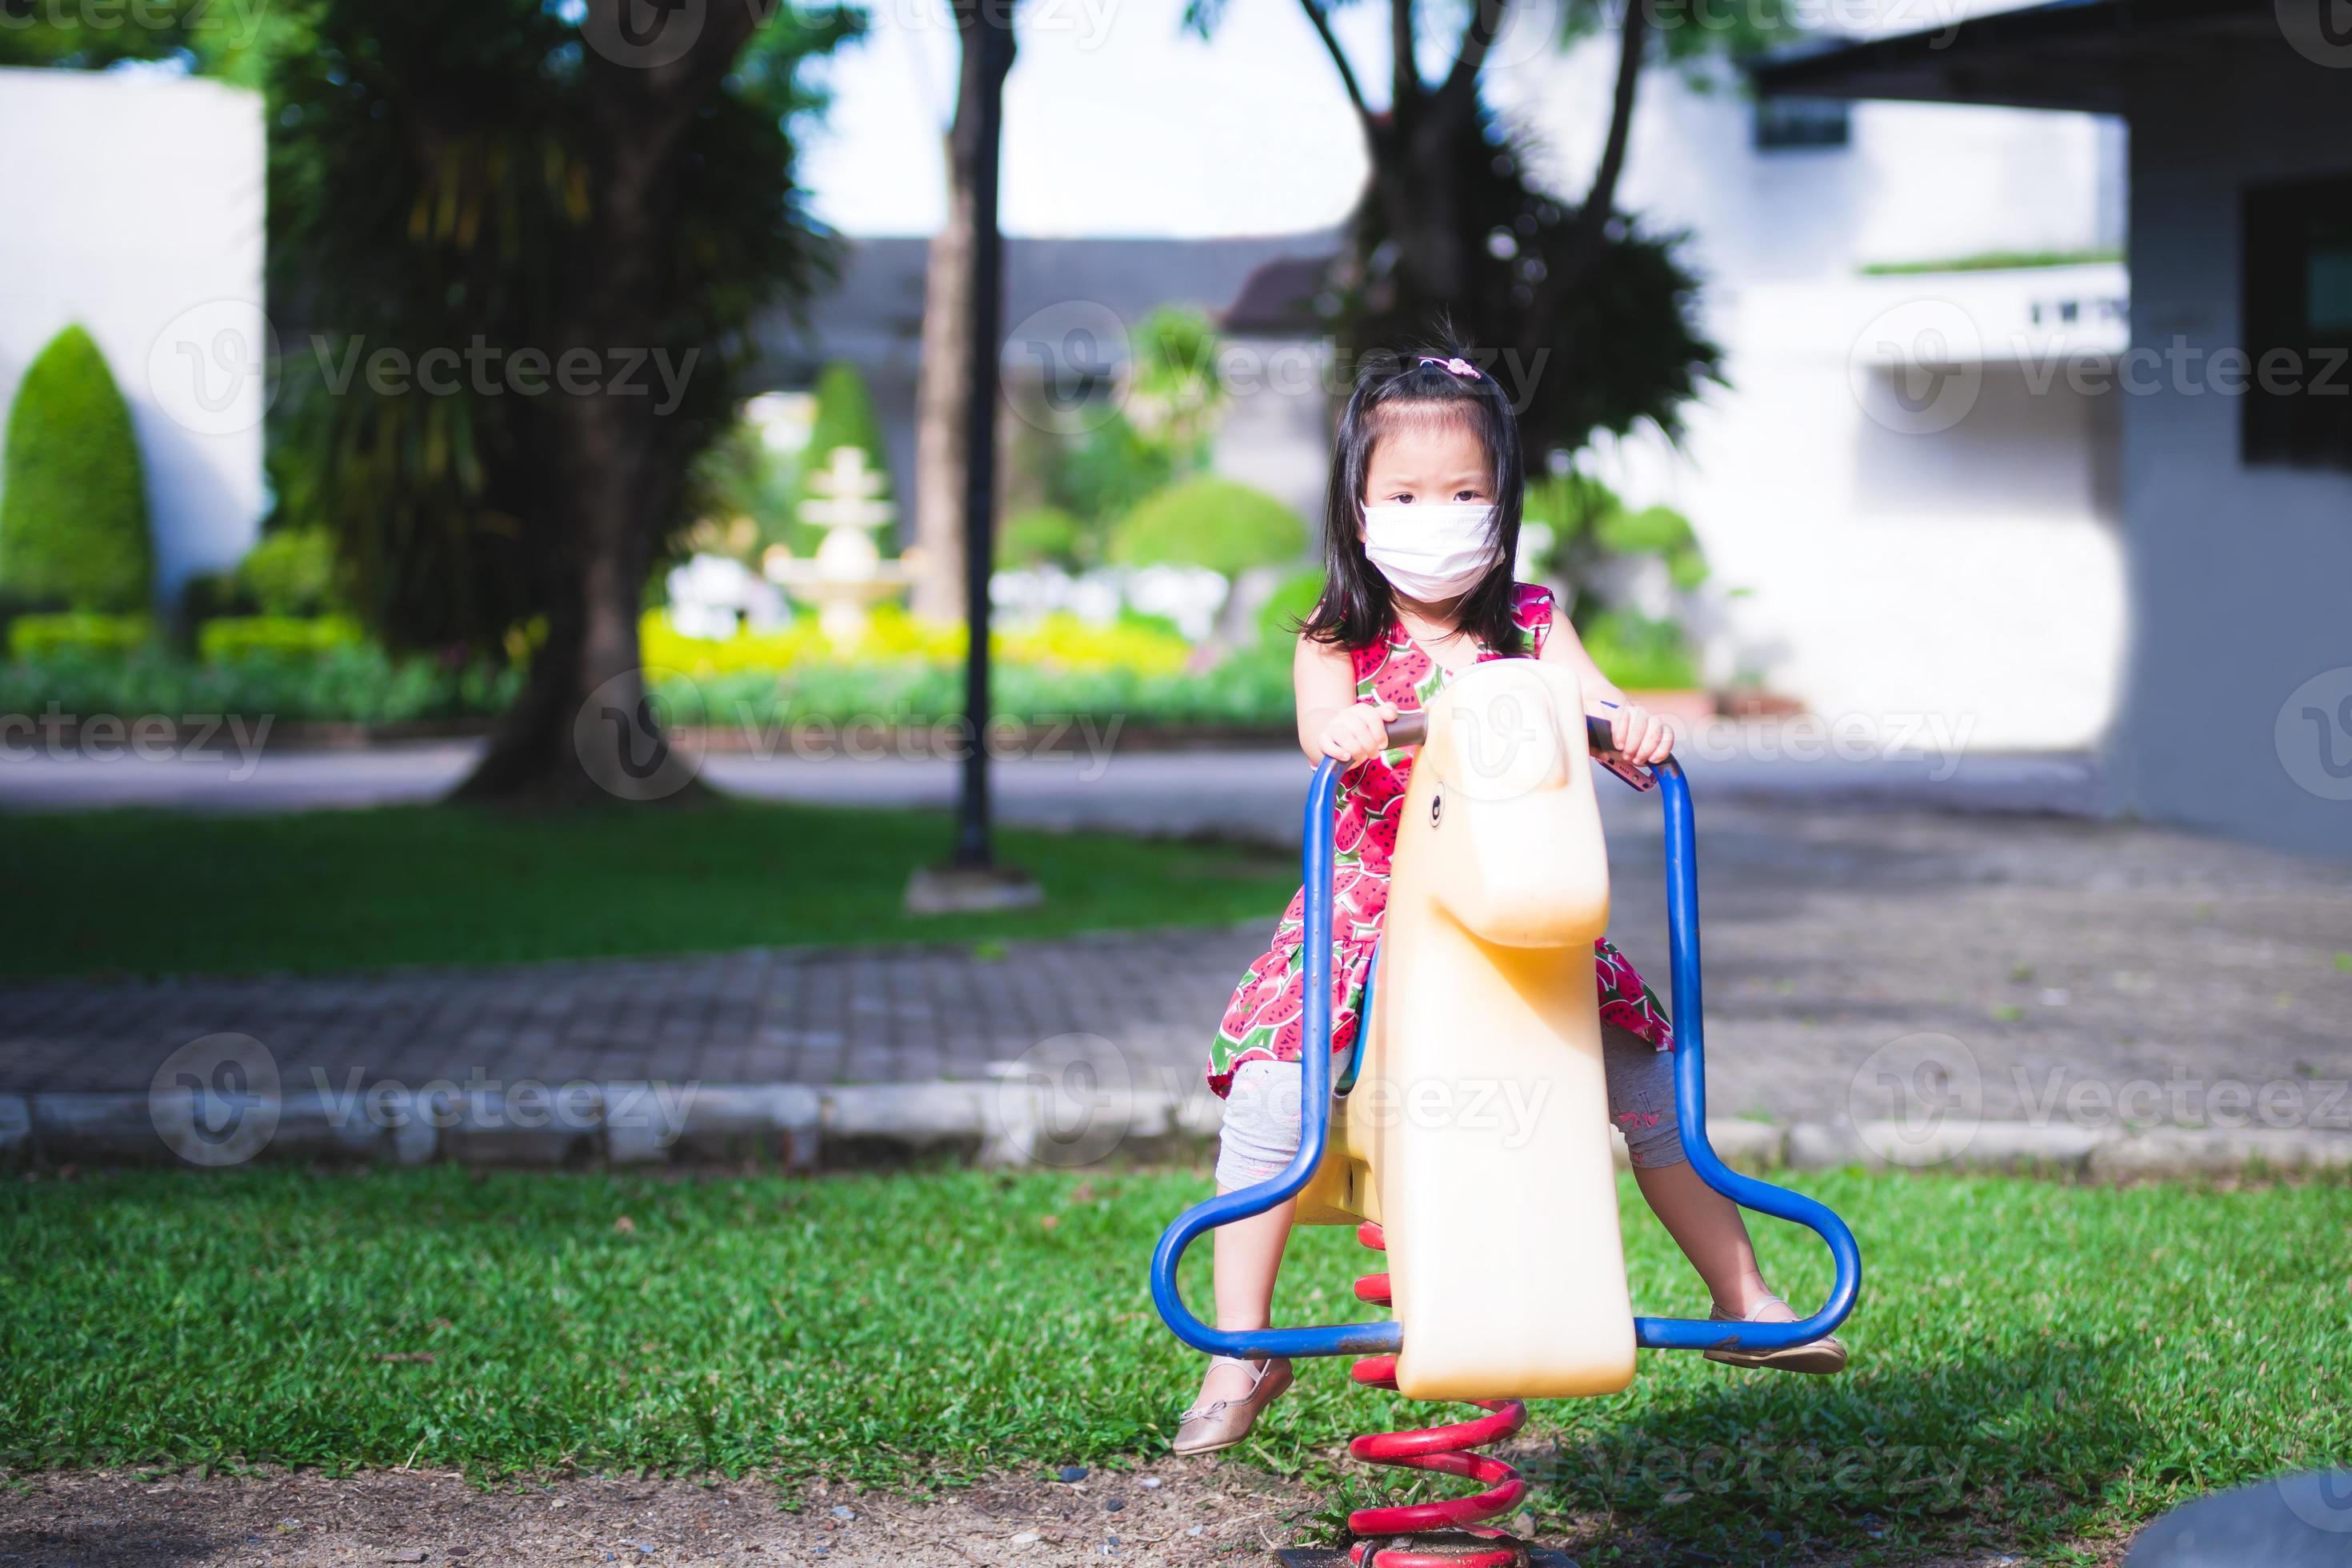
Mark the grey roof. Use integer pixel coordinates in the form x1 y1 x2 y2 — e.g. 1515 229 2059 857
1749 0 2277 115
1223 251 1338 336
752 230 1340 386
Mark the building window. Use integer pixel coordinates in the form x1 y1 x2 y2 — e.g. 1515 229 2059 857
2242 174 2352 470
1752 96 1850 152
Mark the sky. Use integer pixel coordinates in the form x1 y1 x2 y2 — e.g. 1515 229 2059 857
797 0 1387 238
794 0 2015 241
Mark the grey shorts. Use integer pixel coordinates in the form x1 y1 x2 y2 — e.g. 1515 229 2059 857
1213 1025 1685 1189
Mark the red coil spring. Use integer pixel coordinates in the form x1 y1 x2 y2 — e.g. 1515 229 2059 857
1346 1222 1530 1568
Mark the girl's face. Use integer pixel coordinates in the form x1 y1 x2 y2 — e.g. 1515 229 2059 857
1359 416 1493 527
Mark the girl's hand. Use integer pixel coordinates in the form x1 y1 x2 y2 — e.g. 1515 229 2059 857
1320 701 1399 764
1604 702 1675 766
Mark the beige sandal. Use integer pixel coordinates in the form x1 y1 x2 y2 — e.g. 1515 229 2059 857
1703 1296 1848 1375
1172 1355 1295 1455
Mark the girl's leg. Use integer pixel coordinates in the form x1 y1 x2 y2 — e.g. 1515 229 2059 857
1602 1024 1790 1320
1198 1193 1298 1404
1194 1061 1307 1408
1630 1162 1790 1321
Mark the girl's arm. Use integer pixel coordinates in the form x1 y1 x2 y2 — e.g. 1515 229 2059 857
1538 614 1675 765
1295 631 1394 764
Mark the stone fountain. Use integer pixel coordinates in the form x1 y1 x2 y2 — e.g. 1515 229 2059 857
763 446 911 646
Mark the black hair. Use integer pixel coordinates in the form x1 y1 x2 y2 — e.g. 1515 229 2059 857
1298 340 1528 656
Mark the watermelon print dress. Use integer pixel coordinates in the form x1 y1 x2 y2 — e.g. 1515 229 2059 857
1206 582 1674 1098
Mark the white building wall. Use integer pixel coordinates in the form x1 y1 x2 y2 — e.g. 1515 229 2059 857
2109 58 2352 857
1485 39 2130 748
0 67 268 612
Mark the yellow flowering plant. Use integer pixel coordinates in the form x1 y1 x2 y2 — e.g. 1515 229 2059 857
639 608 1191 681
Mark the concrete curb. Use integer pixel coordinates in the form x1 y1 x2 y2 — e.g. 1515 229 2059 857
0 1083 2346 1178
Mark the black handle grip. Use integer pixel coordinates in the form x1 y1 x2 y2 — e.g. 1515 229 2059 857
1375 710 1622 757
1383 710 1429 749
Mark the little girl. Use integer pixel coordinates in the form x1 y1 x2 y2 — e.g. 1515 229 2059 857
1173 348 1845 1456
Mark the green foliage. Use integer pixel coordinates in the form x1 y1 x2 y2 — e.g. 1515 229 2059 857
265 0 858 654
1050 411 1175 530
1108 476 1309 578
0 325 153 613
1557 0 1800 63
0 645 518 730
178 569 251 631
1581 606 1701 690
1862 248 2123 276
653 659 1298 733
235 526 346 616
1258 566 1326 642
6 640 1305 739
0 0 289 84
788 361 893 554
998 506 1086 570
1339 112 1724 455
686 412 798 562
1598 503 1709 590
1525 468 1710 678
6 613 153 662
198 614 365 663
1124 306 1225 470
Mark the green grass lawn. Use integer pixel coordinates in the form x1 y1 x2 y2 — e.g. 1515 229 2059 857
0 803 1294 978
2 1166 2345 1564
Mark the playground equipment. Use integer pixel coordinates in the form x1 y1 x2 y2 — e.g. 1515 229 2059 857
1150 661 1862 1566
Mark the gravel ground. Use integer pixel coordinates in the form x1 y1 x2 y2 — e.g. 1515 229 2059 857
0 1464 2125 1568
0 1462 1281 1568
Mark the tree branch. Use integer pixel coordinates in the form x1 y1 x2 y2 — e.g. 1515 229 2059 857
1523 0 1650 354
1298 0 1371 122
1557 0 1648 286
1584 0 1648 226
1391 0 1419 113
1438 0 1510 106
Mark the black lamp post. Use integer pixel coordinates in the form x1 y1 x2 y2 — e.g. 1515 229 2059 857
954 3 1014 871
907 0 1036 914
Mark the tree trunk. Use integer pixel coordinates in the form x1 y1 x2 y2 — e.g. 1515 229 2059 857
455 0 757 804
1376 97 1482 310
910 6 1015 624
910 134 974 622
455 359 696 806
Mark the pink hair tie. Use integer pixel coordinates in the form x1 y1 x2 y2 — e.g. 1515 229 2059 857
1419 355 1479 379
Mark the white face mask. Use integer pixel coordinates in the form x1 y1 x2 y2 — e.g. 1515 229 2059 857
1360 502 1501 601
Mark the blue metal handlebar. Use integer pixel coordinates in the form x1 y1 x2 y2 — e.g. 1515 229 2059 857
1148 720 1863 1362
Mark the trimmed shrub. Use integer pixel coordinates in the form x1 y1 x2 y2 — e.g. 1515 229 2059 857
1054 411 1173 528
998 506 1085 569
237 526 345 616
1107 477 1308 578
9 613 154 661
178 569 253 630
0 326 153 612
1597 502 1709 590
198 615 366 664
0 646 522 727
1582 608 1701 691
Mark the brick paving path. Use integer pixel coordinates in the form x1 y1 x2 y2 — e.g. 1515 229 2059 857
4 801 2347 1140
0 927 1262 1098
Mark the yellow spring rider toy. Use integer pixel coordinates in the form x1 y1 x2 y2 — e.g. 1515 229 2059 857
1150 660 1862 1566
